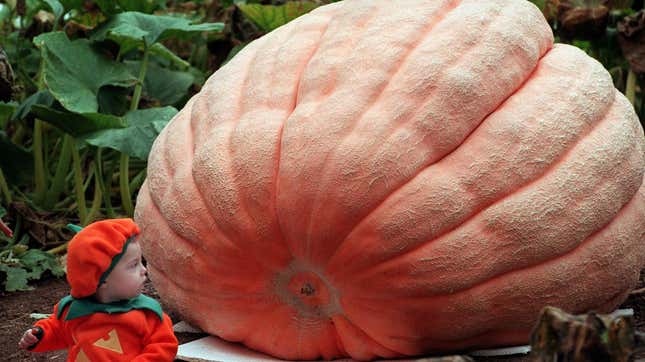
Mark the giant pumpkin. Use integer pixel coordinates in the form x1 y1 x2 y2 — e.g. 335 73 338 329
134 0 645 360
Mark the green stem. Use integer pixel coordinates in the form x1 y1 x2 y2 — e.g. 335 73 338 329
86 165 102 225
33 119 46 204
10 123 26 145
119 153 133 216
83 166 92 191
188 43 199 66
119 45 150 217
43 124 52 180
17 67 38 94
105 160 117 218
10 215 21 245
64 166 74 185
44 134 72 209
640 85 645 122
36 51 45 90
52 11 60 32
32 51 48 205
0 167 12 205
129 168 146 193
95 148 116 218
46 242 68 254
71 140 87 225
54 194 74 209
625 69 636 105
131 45 149 111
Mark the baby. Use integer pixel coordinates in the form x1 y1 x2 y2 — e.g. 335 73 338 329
18 218 178 361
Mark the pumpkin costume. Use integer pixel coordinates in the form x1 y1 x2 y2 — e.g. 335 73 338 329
27 219 177 361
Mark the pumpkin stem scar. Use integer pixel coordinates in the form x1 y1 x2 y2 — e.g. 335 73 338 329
272 259 343 318
301 283 315 296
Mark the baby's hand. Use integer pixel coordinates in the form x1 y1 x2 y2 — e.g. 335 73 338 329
18 327 41 350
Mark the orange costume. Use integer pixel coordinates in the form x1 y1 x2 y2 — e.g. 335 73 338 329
27 219 177 361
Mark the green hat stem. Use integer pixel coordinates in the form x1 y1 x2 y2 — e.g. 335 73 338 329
67 224 83 233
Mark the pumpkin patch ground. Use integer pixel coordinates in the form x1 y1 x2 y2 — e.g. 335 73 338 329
1 271 643 361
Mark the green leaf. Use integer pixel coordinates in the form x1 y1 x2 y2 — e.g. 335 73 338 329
237 1 319 32
0 264 32 291
80 106 176 160
91 12 224 54
42 0 64 24
0 249 64 291
12 90 54 121
33 32 137 114
30 104 126 137
187 66 206 87
0 101 17 127
12 90 126 141
97 86 130 116
126 60 194 106
20 249 64 279
0 131 34 186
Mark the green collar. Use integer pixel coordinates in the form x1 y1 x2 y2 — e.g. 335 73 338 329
57 294 163 321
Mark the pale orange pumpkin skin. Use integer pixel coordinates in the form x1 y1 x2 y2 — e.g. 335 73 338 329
134 0 645 360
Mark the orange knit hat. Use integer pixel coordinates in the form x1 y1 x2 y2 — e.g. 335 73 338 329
66 218 140 298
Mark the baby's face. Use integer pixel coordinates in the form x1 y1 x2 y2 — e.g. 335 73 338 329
101 240 147 302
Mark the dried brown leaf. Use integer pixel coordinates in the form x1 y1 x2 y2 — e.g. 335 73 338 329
529 306 640 362
557 0 610 39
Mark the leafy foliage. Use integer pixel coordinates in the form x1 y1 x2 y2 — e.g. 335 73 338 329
0 0 241 291
13 90 54 120
0 102 17 128
0 248 65 291
30 104 126 136
0 131 33 185
125 60 194 106
35 32 137 113
91 11 224 53
0 206 64 291
81 106 177 160
237 1 319 32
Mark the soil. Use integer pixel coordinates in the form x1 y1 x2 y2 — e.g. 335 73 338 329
1 272 643 362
